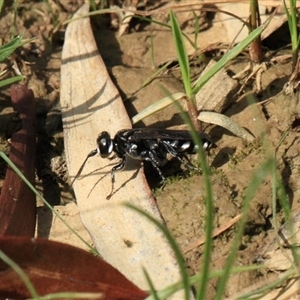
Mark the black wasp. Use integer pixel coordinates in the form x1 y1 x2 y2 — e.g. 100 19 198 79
73 129 213 199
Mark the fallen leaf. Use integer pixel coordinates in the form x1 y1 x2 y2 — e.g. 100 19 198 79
0 84 36 237
0 237 148 300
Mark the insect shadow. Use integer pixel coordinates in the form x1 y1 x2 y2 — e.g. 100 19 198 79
74 164 111 182
72 162 113 200
81 158 142 199
87 171 109 199
103 166 141 200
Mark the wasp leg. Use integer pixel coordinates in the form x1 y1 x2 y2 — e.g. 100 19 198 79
181 153 201 171
71 149 98 187
107 156 126 200
161 140 201 171
142 151 167 189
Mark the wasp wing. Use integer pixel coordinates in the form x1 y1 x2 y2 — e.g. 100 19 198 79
119 129 210 142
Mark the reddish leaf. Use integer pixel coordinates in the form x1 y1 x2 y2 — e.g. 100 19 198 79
0 84 36 237
0 237 148 299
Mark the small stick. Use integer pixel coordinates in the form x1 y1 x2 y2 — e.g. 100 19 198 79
183 214 242 253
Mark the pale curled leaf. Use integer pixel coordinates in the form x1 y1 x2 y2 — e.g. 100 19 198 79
60 3 185 294
198 111 255 142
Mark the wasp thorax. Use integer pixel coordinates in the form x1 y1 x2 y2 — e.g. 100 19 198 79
97 131 113 157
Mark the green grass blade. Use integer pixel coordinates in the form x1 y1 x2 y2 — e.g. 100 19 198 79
145 264 262 299
282 0 299 67
142 268 160 300
0 0 4 14
131 92 186 124
235 270 293 299
193 11 200 49
214 157 275 300
157 86 214 300
0 75 25 88
0 250 39 298
170 11 192 99
125 203 191 300
0 36 34 61
127 60 174 103
192 17 272 94
0 151 96 254
282 0 292 25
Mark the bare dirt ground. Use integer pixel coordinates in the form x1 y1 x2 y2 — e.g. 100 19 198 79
1 1 300 299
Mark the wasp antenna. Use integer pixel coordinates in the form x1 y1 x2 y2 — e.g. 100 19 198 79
70 149 98 187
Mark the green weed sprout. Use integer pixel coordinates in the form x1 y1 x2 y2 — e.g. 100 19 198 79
283 0 299 70
0 35 34 88
132 11 272 126
282 0 300 93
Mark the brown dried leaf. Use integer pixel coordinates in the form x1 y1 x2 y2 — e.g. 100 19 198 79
0 84 36 237
0 237 148 300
